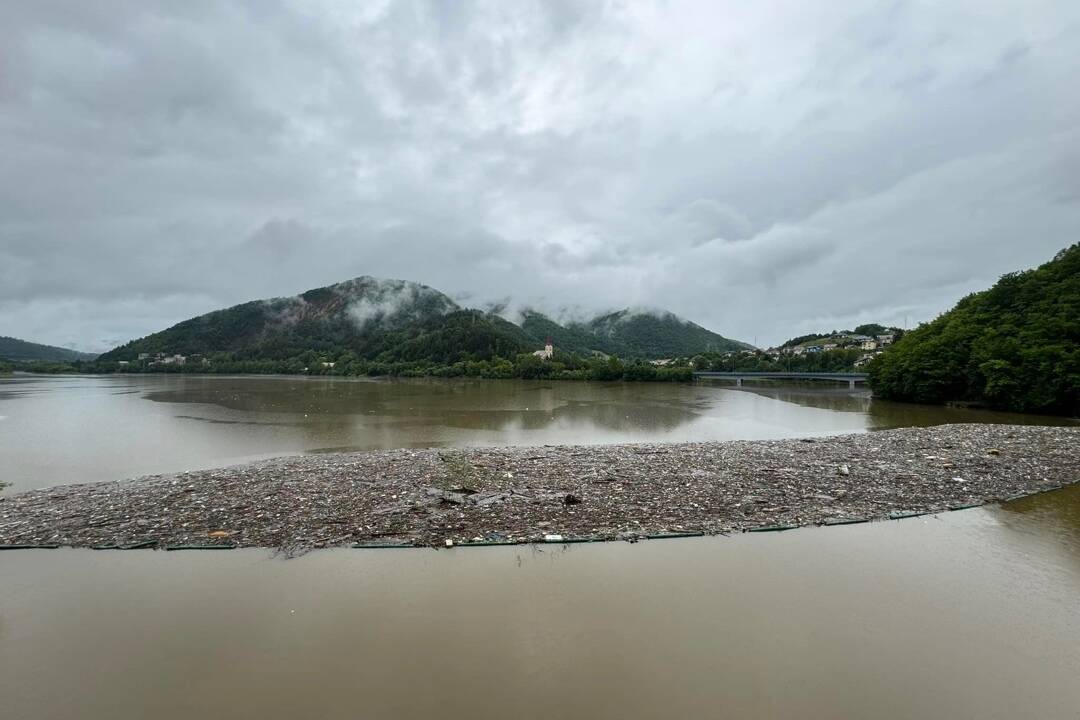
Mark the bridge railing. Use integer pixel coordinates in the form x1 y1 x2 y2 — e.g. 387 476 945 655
693 371 869 387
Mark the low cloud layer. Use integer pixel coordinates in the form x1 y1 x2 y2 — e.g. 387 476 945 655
2 1 1078 350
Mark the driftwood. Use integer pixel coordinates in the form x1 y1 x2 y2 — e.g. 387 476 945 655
0 424 1076 553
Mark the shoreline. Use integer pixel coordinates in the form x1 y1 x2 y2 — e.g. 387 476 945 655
1 423 1077 553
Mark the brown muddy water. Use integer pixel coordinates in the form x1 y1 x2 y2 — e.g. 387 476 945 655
0 373 1071 495
1 374 1078 718
2 488 1079 719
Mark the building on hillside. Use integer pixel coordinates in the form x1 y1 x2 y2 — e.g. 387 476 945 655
877 334 895 345
822 343 838 351
861 339 878 351
533 337 554 360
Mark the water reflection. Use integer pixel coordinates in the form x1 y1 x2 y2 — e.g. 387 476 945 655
732 383 1078 429
994 483 1080 572
0 374 1071 495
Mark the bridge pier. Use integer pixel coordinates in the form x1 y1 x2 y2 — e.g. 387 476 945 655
849 379 855 389
736 377 743 387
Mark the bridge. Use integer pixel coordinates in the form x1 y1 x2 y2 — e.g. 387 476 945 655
693 371 869 389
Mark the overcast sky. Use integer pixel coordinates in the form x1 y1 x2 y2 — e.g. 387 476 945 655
3 1 1078 351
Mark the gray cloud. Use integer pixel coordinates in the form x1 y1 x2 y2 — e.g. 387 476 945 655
2 0 1078 351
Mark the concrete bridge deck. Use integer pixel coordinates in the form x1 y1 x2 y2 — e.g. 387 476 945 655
693 371 869 389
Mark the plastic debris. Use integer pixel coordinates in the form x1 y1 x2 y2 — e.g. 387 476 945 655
0 424 1075 553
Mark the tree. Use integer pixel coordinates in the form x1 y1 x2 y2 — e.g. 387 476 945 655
869 244 1079 415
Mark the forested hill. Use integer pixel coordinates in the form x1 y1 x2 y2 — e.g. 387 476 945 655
0 336 97 362
869 244 1080 415
519 308 749 357
518 311 620 356
574 309 752 356
96 277 749 371
98 277 529 365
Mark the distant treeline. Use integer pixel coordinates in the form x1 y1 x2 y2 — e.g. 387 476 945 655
83 351 695 383
688 348 865 373
0 359 80 374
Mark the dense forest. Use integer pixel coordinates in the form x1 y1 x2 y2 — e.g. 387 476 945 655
87 351 693 383
869 244 1079 415
689 347 866 373
577 309 751 356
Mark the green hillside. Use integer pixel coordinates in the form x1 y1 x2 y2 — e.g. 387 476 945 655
518 311 619 356
0 336 97 362
578 309 751 357
869 244 1080 415
98 277 531 366
93 277 747 382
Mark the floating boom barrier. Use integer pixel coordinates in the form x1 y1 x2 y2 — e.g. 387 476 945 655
0 493 1057 552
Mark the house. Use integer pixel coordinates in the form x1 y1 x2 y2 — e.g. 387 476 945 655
137 353 150 361
532 338 554 360
822 343 838 351
877 334 895 345
791 346 806 356
861 339 878 351
161 354 186 365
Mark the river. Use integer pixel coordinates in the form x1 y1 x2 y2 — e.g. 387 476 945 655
0 373 1070 495
1 374 1078 719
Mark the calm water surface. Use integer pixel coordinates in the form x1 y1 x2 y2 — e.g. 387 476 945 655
1 374 1077 719
0 373 1070 494
1 489 1078 720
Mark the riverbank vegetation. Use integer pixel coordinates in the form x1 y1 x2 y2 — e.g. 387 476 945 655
869 244 1079 416
1 360 80 374
688 348 865 373
84 351 694 382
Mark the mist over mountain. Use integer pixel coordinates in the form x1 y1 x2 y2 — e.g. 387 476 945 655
98 277 749 365
577 309 753 357
99 277 525 364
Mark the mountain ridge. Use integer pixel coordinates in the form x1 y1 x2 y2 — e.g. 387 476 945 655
98 276 749 364
0 336 99 363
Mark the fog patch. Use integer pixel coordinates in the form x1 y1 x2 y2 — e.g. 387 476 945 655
337 277 457 329
261 297 308 327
